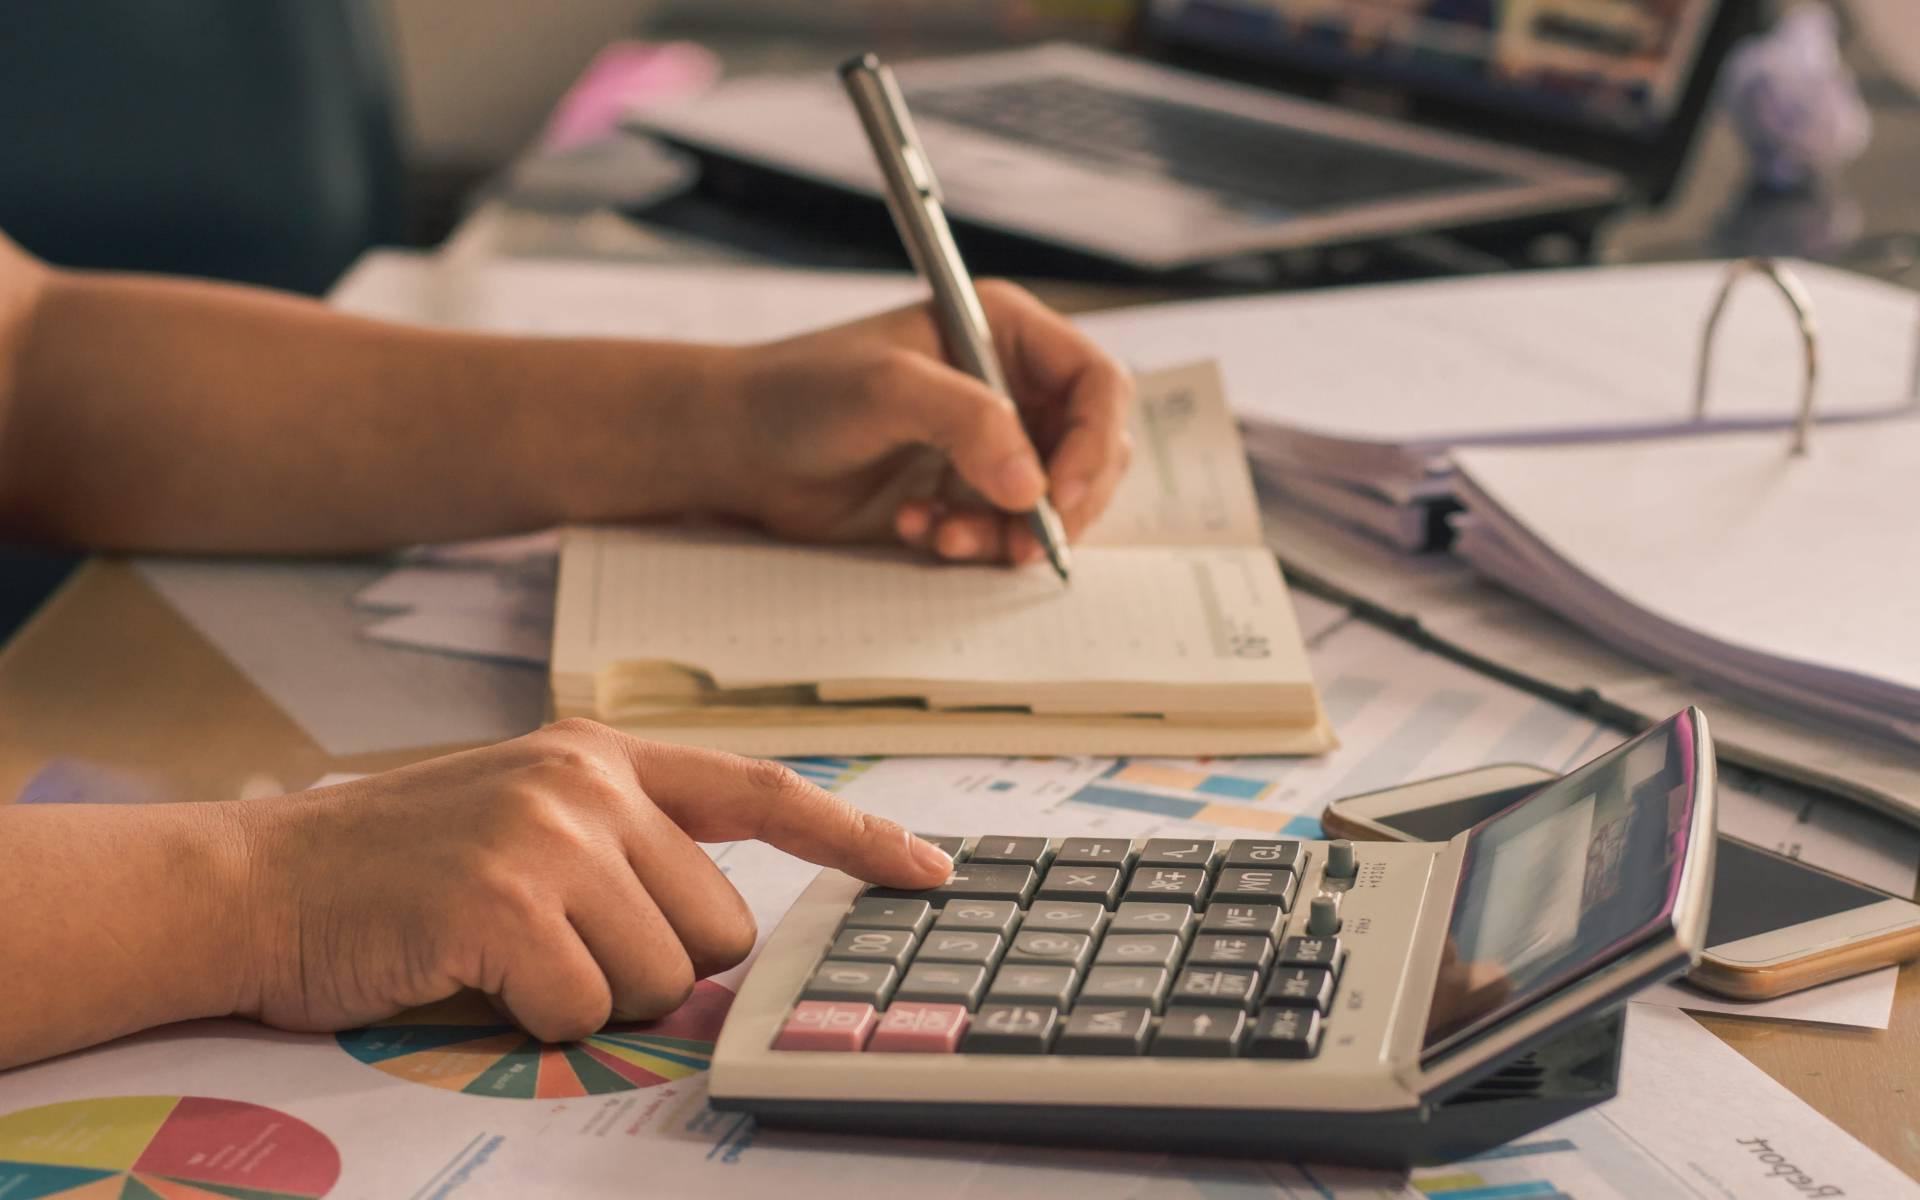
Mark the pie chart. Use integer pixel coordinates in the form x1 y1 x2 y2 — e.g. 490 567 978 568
0 1095 340 1199
336 980 733 1099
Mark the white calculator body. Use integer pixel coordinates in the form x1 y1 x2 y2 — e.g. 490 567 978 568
710 709 1716 1167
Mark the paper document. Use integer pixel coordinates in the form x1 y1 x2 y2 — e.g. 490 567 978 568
1453 420 1920 747
329 251 922 344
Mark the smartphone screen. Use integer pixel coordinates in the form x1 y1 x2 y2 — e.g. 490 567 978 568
1371 786 1893 948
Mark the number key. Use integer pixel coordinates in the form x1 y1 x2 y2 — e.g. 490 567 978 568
1078 966 1171 1012
802 961 897 1007
915 930 1004 968
987 964 1079 1009
825 929 916 971
894 962 988 1009
1094 933 1182 970
1004 929 1094 970
1109 902 1196 939
1021 901 1106 936
934 900 1020 938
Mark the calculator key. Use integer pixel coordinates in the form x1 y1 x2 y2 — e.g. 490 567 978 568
1186 933 1274 971
1109 902 1196 939
826 929 917 971
1263 966 1335 1013
963 1004 1059 1054
1199 904 1285 940
934 900 1020 938
1169 967 1262 1010
1136 839 1218 868
1225 839 1304 870
843 897 934 936
867 1002 969 1053
1036 865 1122 907
1055 1006 1152 1056
802 962 897 1008
916 835 968 863
915 930 1005 968
930 864 1037 905
1124 866 1209 906
1248 1006 1324 1059
1211 867 1297 908
1152 1006 1246 1057
1053 837 1133 867
1021 900 1106 936
969 837 1051 866
1078 966 1171 1012
1004 930 1094 970
895 962 989 1009
1094 933 1182 970
774 1001 877 1052
986 964 1080 1009
1278 935 1348 979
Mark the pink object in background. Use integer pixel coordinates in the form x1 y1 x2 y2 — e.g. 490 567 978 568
774 1001 879 1051
867 1002 970 1053
541 40 722 152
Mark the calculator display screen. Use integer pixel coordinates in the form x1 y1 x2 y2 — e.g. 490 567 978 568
1425 712 1701 1050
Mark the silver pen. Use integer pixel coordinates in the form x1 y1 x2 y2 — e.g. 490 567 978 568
839 53 1073 584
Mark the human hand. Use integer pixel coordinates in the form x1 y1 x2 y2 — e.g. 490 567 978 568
706 280 1133 565
235 721 952 1042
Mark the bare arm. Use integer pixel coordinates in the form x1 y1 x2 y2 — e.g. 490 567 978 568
0 232 728 553
0 232 1131 560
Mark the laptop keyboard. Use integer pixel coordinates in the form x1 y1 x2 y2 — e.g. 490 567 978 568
908 76 1509 215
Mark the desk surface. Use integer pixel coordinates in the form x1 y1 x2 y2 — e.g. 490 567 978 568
5 555 1918 1183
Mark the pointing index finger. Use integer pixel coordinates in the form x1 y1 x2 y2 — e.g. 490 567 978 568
614 737 953 889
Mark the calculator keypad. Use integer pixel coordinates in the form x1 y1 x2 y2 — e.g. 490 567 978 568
777 836 1349 1059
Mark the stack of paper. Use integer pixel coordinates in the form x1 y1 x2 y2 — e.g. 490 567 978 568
1077 260 1918 550
552 362 1335 756
1451 420 1920 748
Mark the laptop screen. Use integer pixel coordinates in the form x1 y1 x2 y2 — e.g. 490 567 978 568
1146 0 1724 139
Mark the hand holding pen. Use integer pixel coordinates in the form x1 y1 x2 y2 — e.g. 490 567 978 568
840 53 1094 582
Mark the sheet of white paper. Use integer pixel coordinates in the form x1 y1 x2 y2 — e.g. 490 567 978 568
1632 967 1899 1030
137 559 547 756
329 250 922 344
1076 259 1917 446
1452 422 1920 737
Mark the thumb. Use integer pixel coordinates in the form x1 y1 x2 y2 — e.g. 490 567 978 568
880 354 1047 512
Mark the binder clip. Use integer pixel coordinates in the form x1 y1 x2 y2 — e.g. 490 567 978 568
1693 256 1821 456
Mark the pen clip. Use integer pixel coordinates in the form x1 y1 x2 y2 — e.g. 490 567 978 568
840 55 942 205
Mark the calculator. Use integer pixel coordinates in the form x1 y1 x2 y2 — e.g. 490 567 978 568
710 709 1717 1167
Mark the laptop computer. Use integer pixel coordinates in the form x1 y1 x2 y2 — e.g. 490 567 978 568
631 0 1752 272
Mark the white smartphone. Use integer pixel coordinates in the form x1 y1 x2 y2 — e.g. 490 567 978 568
1323 765 1920 1000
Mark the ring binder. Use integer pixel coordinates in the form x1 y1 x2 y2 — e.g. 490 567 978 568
1693 256 1821 456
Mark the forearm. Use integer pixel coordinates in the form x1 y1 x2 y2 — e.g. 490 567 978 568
0 268 738 553
0 802 254 1069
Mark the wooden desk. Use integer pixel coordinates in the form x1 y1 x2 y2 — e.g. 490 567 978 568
5 556 1918 1182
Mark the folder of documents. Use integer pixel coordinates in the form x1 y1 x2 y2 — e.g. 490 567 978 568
551 362 1335 755
1077 259 1919 550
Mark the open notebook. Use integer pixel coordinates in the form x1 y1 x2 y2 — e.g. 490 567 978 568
552 362 1333 755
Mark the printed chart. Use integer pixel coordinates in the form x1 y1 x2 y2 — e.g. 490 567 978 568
778 756 875 791
0 1095 340 1200
336 982 732 1099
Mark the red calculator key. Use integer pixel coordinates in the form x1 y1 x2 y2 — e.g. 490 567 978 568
867 1002 970 1053
774 1001 878 1051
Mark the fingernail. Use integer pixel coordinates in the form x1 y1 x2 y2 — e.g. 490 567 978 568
1052 480 1087 514
910 835 954 879
994 454 1046 504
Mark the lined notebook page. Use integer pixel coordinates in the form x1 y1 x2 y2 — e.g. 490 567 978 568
553 527 1312 716
1082 360 1263 548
